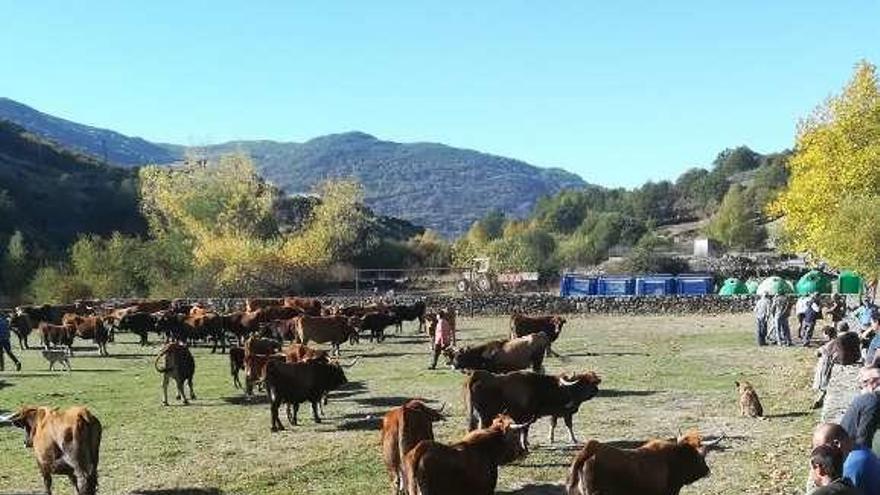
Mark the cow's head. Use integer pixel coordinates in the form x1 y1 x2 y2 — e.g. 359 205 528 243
491 414 532 463
323 361 350 390
403 400 445 422
672 430 715 486
559 371 601 404
7 406 44 448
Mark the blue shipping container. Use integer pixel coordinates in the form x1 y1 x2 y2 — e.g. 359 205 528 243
636 276 676 296
560 274 597 297
598 277 635 296
676 276 714 296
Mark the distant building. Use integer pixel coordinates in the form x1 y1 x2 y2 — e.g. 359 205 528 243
693 238 719 258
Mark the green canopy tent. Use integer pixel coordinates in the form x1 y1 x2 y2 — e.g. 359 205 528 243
745 278 760 295
838 270 864 295
757 276 795 296
718 278 749 296
796 270 832 295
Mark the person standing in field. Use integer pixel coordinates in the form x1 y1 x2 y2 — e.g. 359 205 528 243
798 294 812 339
772 293 793 346
803 293 823 347
429 310 456 369
755 293 772 346
0 313 22 371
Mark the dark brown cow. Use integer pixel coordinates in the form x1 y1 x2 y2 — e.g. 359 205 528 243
284 297 323 316
510 314 566 356
10 313 33 349
6 405 102 495
244 352 286 396
264 359 352 430
39 322 74 349
295 315 358 355
566 431 720 495
355 312 400 343
285 343 330 364
445 333 550 373
465 370 601 444
154 342 196 405
403 414 530 495
381 400 444 494
389 301 426 333
229 346 245 389
62 314 109 356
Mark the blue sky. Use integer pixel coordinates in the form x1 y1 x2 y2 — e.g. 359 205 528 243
1 1 877 187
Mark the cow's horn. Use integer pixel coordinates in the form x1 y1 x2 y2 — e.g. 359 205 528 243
341 356 360 368
700 434 725 447
559 375 578 387
0 413 14 427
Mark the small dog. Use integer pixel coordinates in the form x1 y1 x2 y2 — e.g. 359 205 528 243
735 380 764 418
41 348 71 371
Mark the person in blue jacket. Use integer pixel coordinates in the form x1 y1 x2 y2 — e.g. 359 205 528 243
0 312 22 371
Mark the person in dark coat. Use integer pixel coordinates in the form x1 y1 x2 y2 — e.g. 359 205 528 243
0 313 22 371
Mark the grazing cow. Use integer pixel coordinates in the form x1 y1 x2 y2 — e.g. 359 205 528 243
264 358 353 430
284 297 323 316
381 400 445 494
10 313 33 350
116 312 156 346
39 322 74 349
6 405 102 495
403 414 530 495
510 314 566 357
389 301 427 333
445 333 550 373
245 297 284 313
355 311 400 343
62 314 109 356
465 370 601 444
154 342 196 405
295 315 358 355
229 346 245 389
566 431 721 495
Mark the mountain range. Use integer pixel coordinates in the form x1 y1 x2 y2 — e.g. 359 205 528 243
0 98 586 236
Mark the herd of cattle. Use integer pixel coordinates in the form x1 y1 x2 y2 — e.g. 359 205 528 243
2 297 724 495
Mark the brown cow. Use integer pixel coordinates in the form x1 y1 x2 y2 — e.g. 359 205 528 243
284 297 323 316
381 400 445 494
510 314 566 357
445 333 550 373
129 299 171 314
285 343 330 364
6 405 102 495
295 315 358 356
39 322 74 349
62 314 109 356
245 297 284 313
403 414 530 495
566 431 721 495
244 352 286 396
229 346 245 389
155 342 196 405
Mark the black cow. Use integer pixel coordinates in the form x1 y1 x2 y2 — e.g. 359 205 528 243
117 312 157 346
465 369 601 445
356 312 400 343
389 301 427 333
154 342 196 405
9 313 32 350
264 359 350 430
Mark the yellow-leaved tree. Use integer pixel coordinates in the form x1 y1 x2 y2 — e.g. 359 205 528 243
770 60 880 277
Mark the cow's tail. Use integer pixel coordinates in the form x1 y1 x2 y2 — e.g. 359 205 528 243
154 344 172 373
76 412 102 495
565 441 598 495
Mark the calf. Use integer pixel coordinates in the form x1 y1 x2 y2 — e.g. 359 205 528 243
7 405 102 495
403 414 530 495
381 400 445 494
566 431 720 495
264 359 351 430
39 322 74 350
10 313 33 350
446 333 550 373
356 311 400 343
154 342 196 405
229 346 245 389
466 370 601 444
510 314 566 357
62 314 109 356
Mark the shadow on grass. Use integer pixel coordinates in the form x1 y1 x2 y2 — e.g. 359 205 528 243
498 483 565 495
221 395 269 406
363 351 426 358
337 417 383 431
765 411 810 419
0 379 13 390
354 396 414 407
598 389 659 398
131 489 223 495
563 351 650 357
331 381 369 399
105 353 154 359
68 368 124 373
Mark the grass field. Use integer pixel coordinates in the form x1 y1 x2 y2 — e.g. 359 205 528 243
0 314 816 495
